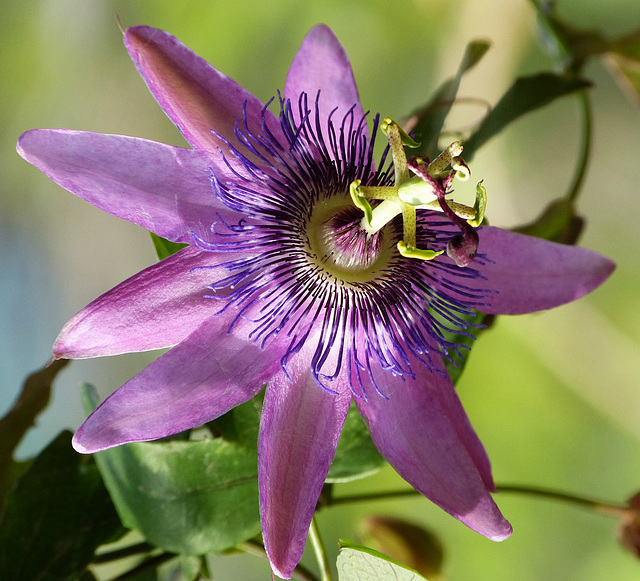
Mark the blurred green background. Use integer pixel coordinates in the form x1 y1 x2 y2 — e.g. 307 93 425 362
2 0 640 579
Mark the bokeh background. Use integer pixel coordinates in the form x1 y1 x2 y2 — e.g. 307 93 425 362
2 0 640 579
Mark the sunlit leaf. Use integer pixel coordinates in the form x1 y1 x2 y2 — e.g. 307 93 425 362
337 540 429 581
0 431 125 581
83 385 261 555
150 232 188 261
463 73 591 159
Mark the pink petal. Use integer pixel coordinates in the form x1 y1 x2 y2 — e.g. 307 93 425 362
259 342 351 579
17 129 231 243
72 311 282 453
285 25 366 138
54 245 251 359
467 226 616 315
356 355 512 541
125 26 282 156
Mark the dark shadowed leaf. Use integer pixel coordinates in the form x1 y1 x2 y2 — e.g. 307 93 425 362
407 39 491 158
513 197 584 245
327 406 385 483
0 359 68 510
463 73 591 160
83 385 261 555
441 310 494 387
0 431 125 581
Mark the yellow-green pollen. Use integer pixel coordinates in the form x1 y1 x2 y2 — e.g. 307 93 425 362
349 117 487 260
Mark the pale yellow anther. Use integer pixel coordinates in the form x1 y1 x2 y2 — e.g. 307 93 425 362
428 141 464 175
397 241 444 261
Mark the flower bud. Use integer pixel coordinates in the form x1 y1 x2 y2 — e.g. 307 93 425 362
358 515 445 579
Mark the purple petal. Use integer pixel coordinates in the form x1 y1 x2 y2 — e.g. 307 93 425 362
467 226 616 315
259 344 351 579
356 355 512 541
285 25 366 135
54 245 252 359
72 311 282 453
17 129 231 243
125 26 282 156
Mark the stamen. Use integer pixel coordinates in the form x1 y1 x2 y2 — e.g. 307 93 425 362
349 118 485 262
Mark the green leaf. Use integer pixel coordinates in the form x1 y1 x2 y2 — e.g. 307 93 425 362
83 385 261 555
180 555 207 581
327 406 385 483
150 232 188 261
512 197 584 245
0 431 125 581
440 310 495 387
337 540 429 581
463 73 591 160
408 39 491 158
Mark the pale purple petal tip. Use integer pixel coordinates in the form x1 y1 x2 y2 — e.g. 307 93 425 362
259 344 351 579
285 25 365 137
356 355 512 541
17 129 229 243
463 226 616 315
52 246 254 359
72 314 282 453
124 25 282 156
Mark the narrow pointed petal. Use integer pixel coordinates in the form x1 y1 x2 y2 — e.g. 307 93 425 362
465 226 616 315
125 26 282 155
54 245 252 359
259 346 351 579
17 129 230 243
285 25 365 132
356 356 512 541
73 312 282 453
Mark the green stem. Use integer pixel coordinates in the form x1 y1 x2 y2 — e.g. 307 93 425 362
496 484 628 517
565 89 593 202
239 539 320 581
108 552 176 581
309 516 332 581
331 484 628 517
93 541 155 564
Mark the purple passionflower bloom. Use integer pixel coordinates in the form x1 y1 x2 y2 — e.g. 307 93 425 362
18 25 614 578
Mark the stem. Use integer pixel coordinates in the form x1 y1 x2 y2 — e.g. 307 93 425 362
239 539 320 581
496 484 628 517
309 516 332 581
565 90 593 202
332 484 628 518
93 541 155 563
108 552 176 581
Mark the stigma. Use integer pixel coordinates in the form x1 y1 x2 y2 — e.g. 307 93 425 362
349 118 487 266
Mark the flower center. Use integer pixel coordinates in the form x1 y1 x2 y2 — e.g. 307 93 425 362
305 197 394 282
